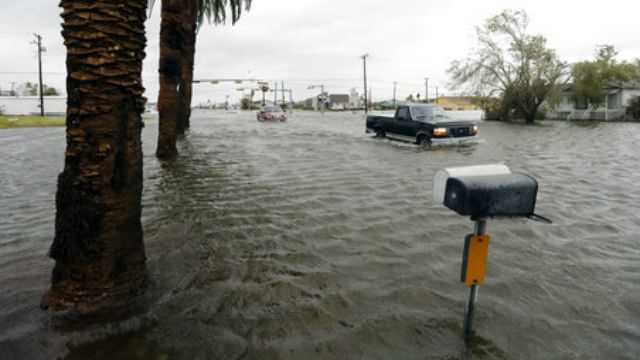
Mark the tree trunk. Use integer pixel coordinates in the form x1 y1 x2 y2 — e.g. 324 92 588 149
156 0 183 159
178 0 197 135
524 102 540 123
42 0 147 316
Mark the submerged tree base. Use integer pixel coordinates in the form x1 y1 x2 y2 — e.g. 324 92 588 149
40 255 146 318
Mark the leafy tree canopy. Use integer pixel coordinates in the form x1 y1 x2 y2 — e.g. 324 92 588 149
448 9 568 122
571 45 640 108
16 82 59 96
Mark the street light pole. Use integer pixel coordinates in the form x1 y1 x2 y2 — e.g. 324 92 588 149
32 34 45 116
289 90 293 113
274 82 278 105
361 54 369 114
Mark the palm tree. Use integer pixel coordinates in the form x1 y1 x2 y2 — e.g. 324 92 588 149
41 0 148 316
155 0 251 159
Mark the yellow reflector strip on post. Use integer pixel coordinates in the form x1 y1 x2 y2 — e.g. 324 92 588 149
464 234 490 286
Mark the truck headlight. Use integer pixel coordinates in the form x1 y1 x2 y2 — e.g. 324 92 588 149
472 125 478 135
433 127 448 137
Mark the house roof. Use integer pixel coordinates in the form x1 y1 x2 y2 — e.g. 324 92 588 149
562 80 640 92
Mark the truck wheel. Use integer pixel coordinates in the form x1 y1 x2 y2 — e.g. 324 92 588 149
375 129 386 138
417 135 431 147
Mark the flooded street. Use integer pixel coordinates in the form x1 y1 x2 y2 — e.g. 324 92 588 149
1 110 640 358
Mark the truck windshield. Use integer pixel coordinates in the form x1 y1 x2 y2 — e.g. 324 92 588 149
410 106 447 122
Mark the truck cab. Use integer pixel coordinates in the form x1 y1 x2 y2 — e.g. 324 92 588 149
366 104 478 146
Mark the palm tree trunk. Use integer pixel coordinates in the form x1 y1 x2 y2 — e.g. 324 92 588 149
178 0 197 135
156 0 183 159
42 0 147 316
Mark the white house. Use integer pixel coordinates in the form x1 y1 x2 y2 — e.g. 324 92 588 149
551 81 640 120
349 88 362 109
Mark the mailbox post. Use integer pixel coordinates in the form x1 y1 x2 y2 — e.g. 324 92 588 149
463 218 487 337
433 164 549 338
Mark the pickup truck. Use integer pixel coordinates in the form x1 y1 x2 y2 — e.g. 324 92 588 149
365 104 478 146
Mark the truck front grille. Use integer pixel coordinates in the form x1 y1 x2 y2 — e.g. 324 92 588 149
449 127 472 137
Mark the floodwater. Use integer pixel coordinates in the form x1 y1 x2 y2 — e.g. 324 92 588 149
1 110 640 359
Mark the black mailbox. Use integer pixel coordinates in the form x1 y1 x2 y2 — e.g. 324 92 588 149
444 173 538 220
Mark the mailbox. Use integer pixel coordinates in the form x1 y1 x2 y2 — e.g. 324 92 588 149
431 164 548 337
444 173 538 220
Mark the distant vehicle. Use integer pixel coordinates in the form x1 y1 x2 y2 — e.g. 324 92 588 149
365 104 478 146
257 106 287 122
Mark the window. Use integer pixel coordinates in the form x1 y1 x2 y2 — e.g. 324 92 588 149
410 105 449 122
397 107 410 120
574 97 588 110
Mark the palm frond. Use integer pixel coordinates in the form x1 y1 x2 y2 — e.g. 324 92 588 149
197 0 252 26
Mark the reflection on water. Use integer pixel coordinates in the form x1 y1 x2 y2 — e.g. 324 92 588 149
1 111 640 358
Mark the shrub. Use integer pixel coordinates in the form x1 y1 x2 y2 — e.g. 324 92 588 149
628 96 640 120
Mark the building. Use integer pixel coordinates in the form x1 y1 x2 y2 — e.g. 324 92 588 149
349 88 362 109
435 96 479 111
551 81 640 120
304 89 364 111
329 94 349 110
304 96 319 110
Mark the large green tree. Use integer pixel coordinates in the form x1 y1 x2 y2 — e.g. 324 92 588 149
155 0 251 159
42 0 148 316
448 9 568 122
572 45 640 109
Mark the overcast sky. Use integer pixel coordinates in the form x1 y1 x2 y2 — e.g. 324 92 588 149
1 0 639 105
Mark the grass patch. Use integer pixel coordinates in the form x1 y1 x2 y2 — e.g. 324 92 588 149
0 114 157 129
0 115 66 129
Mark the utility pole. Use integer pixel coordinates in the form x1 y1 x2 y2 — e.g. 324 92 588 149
435 86 439 104
261 85 268 106
361 53 369 113
281 81 285 105
288 89 293 112
424 77 429 104
369 87 372 109
32 34 45 116
393 81 397 107
320 84 325 115
274 82 278 105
